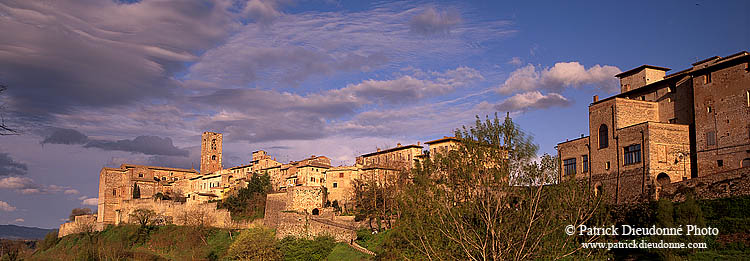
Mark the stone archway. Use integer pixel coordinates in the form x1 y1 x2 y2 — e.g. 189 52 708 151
657 173 671 187
312 208 320 215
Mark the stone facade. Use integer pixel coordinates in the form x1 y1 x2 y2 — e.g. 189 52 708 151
425 136 461 156
200 132 223 174
558 51 750 204
325 166 360 210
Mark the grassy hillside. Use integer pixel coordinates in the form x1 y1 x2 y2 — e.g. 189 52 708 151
28 224 369 260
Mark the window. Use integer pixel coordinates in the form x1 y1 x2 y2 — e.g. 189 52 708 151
717 160 724 167
623 144 642 165
606 161 611 170
113 189 116 196
624 84 630 91
599 124 609 149
333 182 338 188
706 131 716 146
138 173 143 178
707 106 712 113
640 96 646 101
161 177 166 181
563 158 576 176
339 173 344 178
582 155 589 173
311 177 315 182
742 158 750 168
211 155 216 161
668 118 677 124
667 85 674 92
704 73 711 84
746 90 749 107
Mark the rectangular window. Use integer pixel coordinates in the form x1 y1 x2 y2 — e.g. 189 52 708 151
339 173 344 178
606 161 611 170
113 189 116 196
563 158 576 176
623 144 642 165
582 155 589 173
333 182 338 188
704 73 711 84
706 131 716 146
717 160 723 167
746 90 749 107
640 96 646 101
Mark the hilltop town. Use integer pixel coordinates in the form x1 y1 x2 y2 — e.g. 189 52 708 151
53 51 750 259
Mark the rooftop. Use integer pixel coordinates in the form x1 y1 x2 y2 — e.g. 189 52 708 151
425 136 460 145
614 65 671 78
359 144 423 158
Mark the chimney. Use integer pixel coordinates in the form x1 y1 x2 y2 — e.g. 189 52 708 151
581 134 584 138
377 148 381 152
593 95 599 102
397 143 401 147
417 141 420 146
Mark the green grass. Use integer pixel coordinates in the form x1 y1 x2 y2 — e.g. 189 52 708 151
327 243 371 261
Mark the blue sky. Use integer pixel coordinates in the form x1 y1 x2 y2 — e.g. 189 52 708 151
0 0 747 228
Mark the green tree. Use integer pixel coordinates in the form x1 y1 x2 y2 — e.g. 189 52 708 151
217 173 272 220
227 228 281 261
132 183 141 199
68 207 92 221
387 113 605 260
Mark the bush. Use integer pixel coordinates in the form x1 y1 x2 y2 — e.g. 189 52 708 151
227 228 281 260
279 235 336 261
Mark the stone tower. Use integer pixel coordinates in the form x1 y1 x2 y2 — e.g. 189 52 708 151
201 132 223 174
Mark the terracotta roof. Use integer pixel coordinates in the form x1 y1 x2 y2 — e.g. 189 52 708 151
359 144 423 158
120 164 197 173
425 136 460 145
614 65 671 78
692 56 721 66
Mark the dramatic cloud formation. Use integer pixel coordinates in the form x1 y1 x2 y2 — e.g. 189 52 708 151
40 128 189 157
85 136 189 157
191 67 483 142
0 0 241 121
81 197 98 206
0 200 15 212
494 91 571 113
40 128 89 145
0 153 27 176
242 0 288 24
410 6 461 35
497 62 621 94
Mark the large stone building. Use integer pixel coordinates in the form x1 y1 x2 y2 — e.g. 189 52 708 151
557 51 750 204
200 132 223 174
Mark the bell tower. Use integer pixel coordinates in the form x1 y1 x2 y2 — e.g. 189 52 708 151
200 132 222 174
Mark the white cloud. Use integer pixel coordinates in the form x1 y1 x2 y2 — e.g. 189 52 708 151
508 57 523 66
64 189 80 195
494 91 571 113
409 6 461 35
0 200 16 212
82 197 98 206
13 218 24 223
498 62 621 94
0 176 72 195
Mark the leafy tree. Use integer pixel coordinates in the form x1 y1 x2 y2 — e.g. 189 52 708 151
217 173 271 220
227 228 281 260
386 113 605 260
69 207 92 221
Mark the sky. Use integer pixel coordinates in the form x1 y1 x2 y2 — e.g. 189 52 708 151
0 0 747 228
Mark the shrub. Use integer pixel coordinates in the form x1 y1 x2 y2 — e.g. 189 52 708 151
227 228 281 260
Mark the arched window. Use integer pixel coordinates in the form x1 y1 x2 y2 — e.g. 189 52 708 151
211 155 217 161
657 173 671 187
312 208 320 215
742 158 750 168
599 124 609 149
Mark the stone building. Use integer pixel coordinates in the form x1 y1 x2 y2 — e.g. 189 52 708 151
557 51 750 204
200 132 223 174
97 164 199 224
425 136 461 156
325 165 360 209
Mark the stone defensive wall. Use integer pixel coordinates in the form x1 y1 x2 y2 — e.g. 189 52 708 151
263 192 287 228
59 214 105 237
273 212 356 242
116 198 252 228
659 167 750 202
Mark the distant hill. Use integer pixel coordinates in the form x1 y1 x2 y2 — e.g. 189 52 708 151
0 224 56 240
